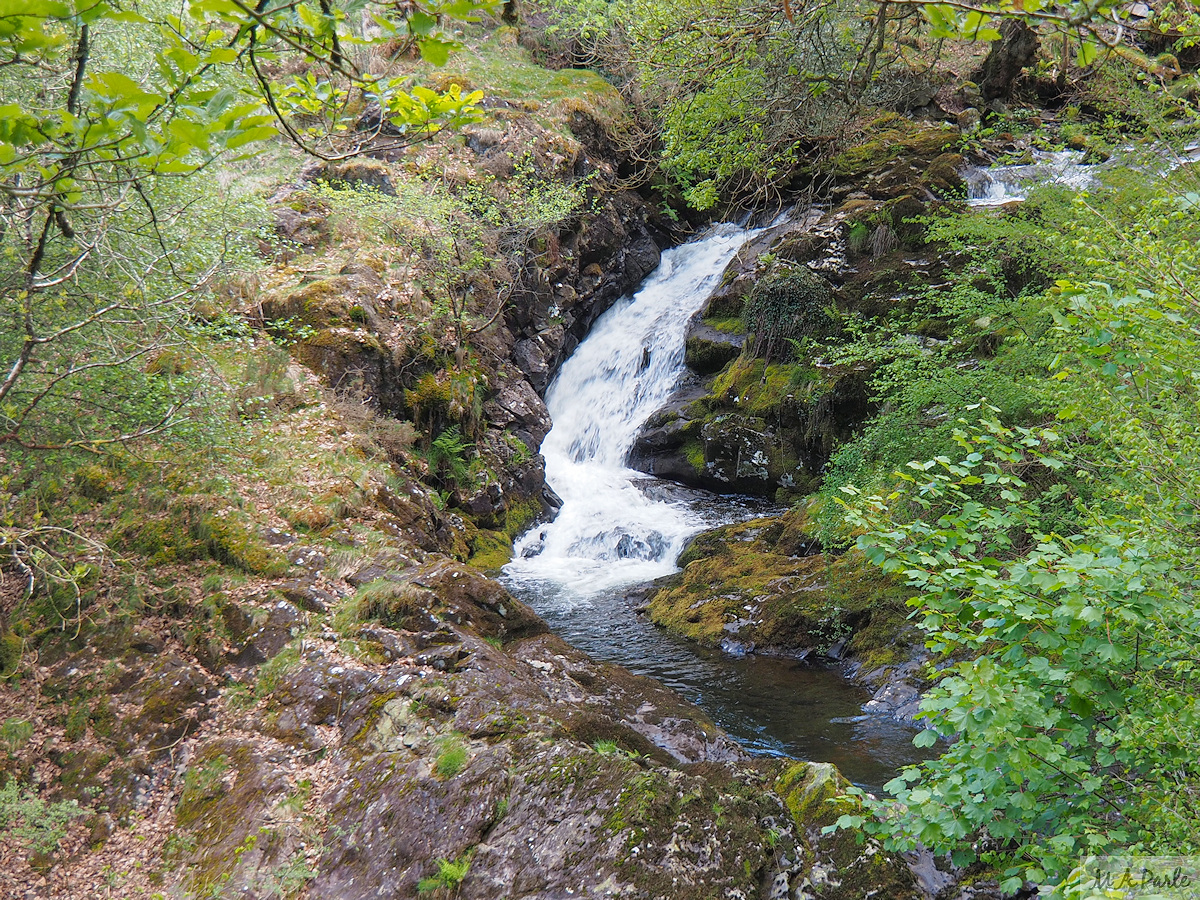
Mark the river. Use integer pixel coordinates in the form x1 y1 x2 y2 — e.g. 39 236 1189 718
501 222 926 792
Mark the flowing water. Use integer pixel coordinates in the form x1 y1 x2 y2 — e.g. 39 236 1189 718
964 149 1099 205
964 143 1200 206
502 223 926 792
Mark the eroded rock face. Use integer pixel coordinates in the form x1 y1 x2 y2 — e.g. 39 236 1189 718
257 108 667 547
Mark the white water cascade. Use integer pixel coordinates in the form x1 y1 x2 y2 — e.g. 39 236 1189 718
503 223 758 597
964 143 1200 206
964 149 1099 205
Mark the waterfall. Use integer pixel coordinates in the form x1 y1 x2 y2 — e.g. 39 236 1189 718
504 223 758 597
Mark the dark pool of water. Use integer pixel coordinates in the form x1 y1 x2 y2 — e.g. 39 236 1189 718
504 576 929 795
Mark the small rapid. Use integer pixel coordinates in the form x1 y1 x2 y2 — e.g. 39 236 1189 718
964 142 1200 206
502 222 927 791
964 149 1099 205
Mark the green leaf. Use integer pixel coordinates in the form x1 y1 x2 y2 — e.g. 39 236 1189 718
418 36 454 66
1077 38 1099 67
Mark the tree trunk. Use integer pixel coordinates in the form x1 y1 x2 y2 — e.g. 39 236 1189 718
973 19 1040 100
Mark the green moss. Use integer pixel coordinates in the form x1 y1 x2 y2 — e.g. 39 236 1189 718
776 762 856 830
467 529 512 572
170 742 267 898
830 116 958 177
255 642 303 698
682 439 706 474
300 327 387 357
175 754 233 831
922 152 965 197
650 508 915 656
711 357 819 417
194 513 288 576
0 632 22 677
602 771 676 847
501 495 540 539
348 691 401 745
774 759 917 895
702 316 746 334
72 465 115 502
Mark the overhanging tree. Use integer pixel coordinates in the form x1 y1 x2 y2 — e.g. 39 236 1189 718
0 0 498 450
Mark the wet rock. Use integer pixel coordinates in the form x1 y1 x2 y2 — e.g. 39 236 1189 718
412 558 548 642
511 338 552 392
864 679 924 724
684 328 742 375
958 108 982 130
852 658 931 726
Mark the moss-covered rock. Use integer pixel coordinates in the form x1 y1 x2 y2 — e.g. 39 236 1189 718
632 351 868 497
649 507 917 663
776 761 921 899
684 333 741 375
0 631 23 677
194 513 289 577
829 114 959 189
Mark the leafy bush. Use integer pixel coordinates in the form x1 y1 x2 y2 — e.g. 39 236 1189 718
0 780 85 854
830 165 1200 893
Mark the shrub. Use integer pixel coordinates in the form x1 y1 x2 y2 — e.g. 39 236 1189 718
0 780 85 854
742 269 836 364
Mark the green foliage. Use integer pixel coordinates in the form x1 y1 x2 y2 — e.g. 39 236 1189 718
427 426 475 490
814 187 1088 539
919 0 1122 67
417 851 472 894
0 779 85 855
0 718 33 755
334 578 431 632
434 734 469 778
530 0 895 209
0 0 495 455
742 269 835 363
835 413 1200 888
830 163 1200 892
314 159 583 361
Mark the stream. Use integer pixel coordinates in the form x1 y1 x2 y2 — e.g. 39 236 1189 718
502 223 927 792
964 142 1200 205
